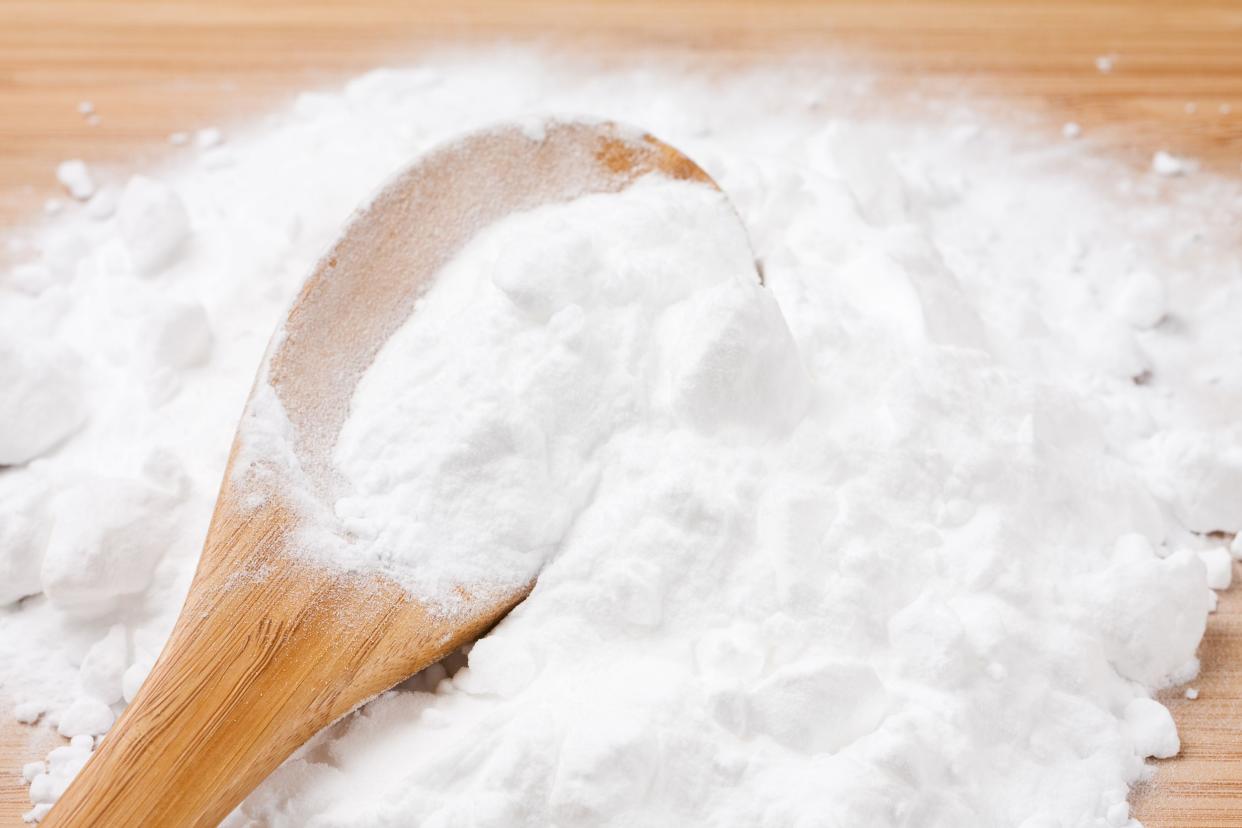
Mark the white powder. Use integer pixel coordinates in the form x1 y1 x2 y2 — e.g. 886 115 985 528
194 127 225 150
1152 150 1197 177
54 161 94 202
318 173 790 608
3 50 1242 827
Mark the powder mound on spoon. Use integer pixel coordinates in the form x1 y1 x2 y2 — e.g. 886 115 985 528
245 174 807 610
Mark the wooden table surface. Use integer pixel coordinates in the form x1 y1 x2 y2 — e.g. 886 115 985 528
2 1 1241 825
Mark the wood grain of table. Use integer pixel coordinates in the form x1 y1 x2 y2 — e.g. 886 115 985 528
2 1 1241 825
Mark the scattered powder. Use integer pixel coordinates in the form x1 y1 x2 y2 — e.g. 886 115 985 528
75 102 100 128
1096 54 1115 73
1061 121 1082 139
12 702 45 726
1197 547 1233 590
53 161 94 202
194 127 225 150
1152 150 1197 177
2 51 1242 827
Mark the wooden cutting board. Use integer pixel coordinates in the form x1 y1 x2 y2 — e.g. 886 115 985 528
2 1 1240 825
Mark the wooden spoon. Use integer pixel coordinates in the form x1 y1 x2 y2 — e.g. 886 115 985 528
41 121 719 827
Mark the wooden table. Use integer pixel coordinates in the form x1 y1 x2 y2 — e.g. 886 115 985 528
2 1 1240 825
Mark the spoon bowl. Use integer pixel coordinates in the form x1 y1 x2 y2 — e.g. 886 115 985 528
42 120 720 828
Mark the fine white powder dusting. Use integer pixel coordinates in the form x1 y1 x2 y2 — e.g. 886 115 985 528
2 51 1242 827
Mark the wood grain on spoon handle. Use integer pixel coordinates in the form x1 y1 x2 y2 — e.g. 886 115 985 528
42 488 527 828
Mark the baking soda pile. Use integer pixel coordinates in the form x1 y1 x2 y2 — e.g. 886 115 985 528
3 52 1242 827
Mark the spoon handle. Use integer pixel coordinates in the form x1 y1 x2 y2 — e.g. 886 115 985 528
42 496 517 827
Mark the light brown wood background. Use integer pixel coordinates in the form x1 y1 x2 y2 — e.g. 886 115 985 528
2 1 1241 825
